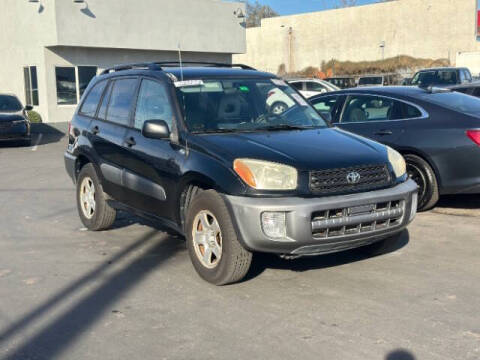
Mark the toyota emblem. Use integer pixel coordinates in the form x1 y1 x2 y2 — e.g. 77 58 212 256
346 171 361 184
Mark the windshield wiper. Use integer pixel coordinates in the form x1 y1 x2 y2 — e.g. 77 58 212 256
258 124 315 131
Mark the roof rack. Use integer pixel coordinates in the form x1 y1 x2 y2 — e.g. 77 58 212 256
100 62 162 75
100 61 256 75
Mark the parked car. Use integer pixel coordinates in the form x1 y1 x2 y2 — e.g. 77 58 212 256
288 78 340 98
447 81 480 97
265 86 296 114
0 93 32 146
309 86 480 211
325 77 356 89
357 74 400 87
64 62 418 285
411 67 472 88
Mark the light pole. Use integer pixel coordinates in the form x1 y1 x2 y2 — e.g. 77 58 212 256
379 41 386 60
281 25 294 73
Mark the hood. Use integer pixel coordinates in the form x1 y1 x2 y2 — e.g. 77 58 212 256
191 128 388 171
0 111 25 122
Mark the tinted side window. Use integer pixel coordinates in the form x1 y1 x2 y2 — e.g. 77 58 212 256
311 96 338 116
342 95 405 123
290 82 303 90
105 78 138 126
404 103 422 118
134 79 174 130
306 82 326 92
79 80 107 117
97 81 112 120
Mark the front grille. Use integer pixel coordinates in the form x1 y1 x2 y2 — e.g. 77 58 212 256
309 164 391 195
311 200 405 239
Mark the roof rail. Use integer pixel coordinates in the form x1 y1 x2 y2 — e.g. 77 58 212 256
100 62 163 75
153 61 256 70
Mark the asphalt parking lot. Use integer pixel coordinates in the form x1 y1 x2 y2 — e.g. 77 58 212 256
0 129 479 360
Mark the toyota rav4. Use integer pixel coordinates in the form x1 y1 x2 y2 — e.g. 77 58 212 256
64 62 418 285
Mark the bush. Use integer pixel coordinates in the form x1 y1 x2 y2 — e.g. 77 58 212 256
27 110 42 123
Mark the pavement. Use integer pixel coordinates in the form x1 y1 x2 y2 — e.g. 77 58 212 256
0 129 479 360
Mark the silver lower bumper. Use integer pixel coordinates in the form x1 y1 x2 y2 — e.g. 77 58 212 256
223 179 418 255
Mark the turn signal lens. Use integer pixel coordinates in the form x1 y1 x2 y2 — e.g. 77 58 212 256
467 130 480 146
233 159 257 188
233 159 297 190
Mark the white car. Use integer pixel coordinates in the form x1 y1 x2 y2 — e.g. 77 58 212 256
288 79 340 98
266 87 296 114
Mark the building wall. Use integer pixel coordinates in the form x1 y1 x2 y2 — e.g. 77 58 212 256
456 51 480 76
0 0 245 123
53 0 246 54
0 0 58 120
44 47 231 123
234 0 480 74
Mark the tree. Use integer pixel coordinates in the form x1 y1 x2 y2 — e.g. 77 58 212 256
241 1 278 28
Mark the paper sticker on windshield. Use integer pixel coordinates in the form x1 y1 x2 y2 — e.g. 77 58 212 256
174 80 204 88
291 93 309 107
271 79 287 87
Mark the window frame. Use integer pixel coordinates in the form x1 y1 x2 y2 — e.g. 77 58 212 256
132 77 175 133
78 79 108 118
55 65 98 106
99 76 140 128
338 93 429 124
23 65 39 106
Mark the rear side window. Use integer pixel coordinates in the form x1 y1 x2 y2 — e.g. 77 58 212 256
404 103 422 118
290 82 303 90
79 80 107 117
306 82 327 92
105 78 138 126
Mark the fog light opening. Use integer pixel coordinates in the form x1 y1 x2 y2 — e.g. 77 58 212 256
261 212 287 239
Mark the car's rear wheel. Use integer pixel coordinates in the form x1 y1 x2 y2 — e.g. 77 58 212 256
76 163 116 231
186 190 252 285
404 154 439 211
270 101 288 115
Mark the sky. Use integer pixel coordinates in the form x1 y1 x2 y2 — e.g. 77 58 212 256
247 0 387 16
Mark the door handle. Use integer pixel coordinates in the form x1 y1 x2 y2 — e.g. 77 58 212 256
91 126 100 135
125 136 136 147
374 130 393 136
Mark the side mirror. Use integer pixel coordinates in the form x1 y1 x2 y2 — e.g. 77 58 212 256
142 120 170 140
25 105 33 111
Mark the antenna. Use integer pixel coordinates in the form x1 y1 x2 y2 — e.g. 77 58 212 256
178 43 184 81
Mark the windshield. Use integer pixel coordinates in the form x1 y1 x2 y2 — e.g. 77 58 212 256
175 78 327 134
420 91 480 115
0 95 22 112
358 77 383 85
411 70 457 87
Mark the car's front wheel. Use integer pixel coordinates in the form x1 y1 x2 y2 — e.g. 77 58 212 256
76 163 116 231
404 154 439 211
186 190 252 285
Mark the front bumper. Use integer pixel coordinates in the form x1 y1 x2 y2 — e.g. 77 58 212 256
0 121 30 141
224 179 418 256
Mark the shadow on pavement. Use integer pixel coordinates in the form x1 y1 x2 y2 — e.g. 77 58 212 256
0 229 184 360
246 230 409 280
30 123 66 146
436 194 480 210
386 349 416 360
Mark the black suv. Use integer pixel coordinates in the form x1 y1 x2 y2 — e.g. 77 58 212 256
64 62 418 285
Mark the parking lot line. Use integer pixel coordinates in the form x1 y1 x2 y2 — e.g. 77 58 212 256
31 134 43 151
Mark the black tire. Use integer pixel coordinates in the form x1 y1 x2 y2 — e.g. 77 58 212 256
76 163 116 231
360 232 403 257
404 154 439 211
22 139 31 147
185 190 252 285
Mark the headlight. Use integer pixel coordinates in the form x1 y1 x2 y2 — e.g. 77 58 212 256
387 146 406 178
233 158 297 190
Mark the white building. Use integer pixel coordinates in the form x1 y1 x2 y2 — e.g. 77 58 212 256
0 0 246 123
